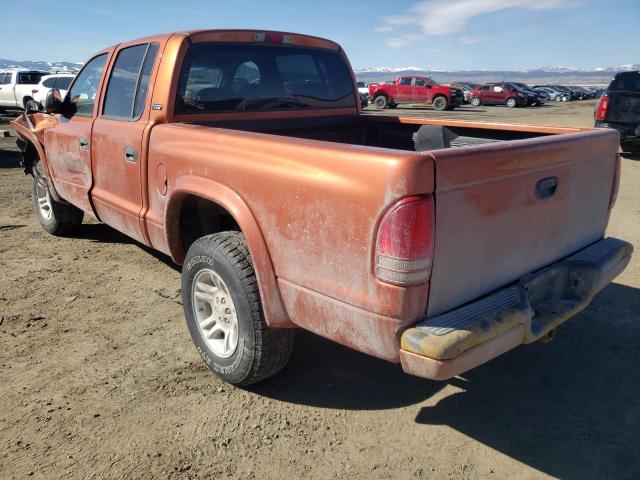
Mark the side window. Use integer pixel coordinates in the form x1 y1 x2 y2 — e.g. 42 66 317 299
103 44 148 119
133 43 159 118
480 85 490 91
399 78 412 86
56 77 73 90
493 85 503 93
0 73 7 85
68 53 108 116
43 77 56 88
415 79 426 87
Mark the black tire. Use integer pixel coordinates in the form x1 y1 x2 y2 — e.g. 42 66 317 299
24 99 40 112
506 97 517 108
32 161 84 236
182 231 295 386
433 96 448 111
470 97 481 107
374 95 388 109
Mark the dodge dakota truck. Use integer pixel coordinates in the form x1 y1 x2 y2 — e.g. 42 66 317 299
368 76 462 110
12 30 632 386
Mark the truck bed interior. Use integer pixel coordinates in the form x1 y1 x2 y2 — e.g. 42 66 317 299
188 115 564 152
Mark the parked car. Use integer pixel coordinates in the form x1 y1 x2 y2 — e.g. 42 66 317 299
450 82 477 103
551 85 575 100
13 29 632 386
595 71 640 152
533 86 569 102
369 76 463 110
508 82 546 105
470 83 530 107
0 69 48 111
356 81 369 96
32 73 75 109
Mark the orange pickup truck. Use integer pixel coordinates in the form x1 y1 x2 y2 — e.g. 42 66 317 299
13 30 633 386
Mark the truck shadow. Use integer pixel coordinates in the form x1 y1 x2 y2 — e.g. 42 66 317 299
255 282 640 479
0 149 21 169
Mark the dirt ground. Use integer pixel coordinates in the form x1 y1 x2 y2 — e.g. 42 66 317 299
1 101 639 480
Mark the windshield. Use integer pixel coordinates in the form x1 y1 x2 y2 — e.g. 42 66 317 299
176 43 356 114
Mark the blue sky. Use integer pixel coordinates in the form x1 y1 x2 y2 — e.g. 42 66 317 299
1 0 638 70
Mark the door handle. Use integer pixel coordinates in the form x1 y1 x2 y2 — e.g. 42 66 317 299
124 146 138 163
79 137 89 150
535 176 558 200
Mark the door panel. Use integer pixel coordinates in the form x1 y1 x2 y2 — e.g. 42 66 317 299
44 116 95 213
90 42 158 244
44 53 109 213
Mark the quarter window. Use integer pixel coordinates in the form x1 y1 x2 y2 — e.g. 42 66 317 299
43 77 56 88
68 54 108 116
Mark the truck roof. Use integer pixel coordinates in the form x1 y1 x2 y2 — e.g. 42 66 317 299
97 29 341 56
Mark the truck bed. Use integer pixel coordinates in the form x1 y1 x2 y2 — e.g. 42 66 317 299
154 116 619 349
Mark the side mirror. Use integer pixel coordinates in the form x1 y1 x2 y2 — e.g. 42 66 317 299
426 85 432 89
45 89 63 114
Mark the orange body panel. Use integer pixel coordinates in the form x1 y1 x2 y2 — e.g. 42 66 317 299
10 29 624 365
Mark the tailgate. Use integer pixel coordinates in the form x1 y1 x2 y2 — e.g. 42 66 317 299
606 91 640 124
426 129 619 317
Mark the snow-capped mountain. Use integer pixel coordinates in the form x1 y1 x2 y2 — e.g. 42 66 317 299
0 59 83 72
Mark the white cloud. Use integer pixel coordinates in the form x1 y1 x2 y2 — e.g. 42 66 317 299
374 25 394 32
380 0 579 47
458 35 490 45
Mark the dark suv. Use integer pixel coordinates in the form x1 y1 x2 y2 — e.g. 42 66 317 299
595 71 640 152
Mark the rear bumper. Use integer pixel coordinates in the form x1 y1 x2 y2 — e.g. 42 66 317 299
596 121 640 144
400 237 633 380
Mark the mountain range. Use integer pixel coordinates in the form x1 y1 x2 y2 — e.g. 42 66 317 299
1 58 637 84
353 64 639 85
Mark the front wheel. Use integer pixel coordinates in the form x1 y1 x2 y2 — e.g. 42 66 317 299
433 96 448 111
32 161 83 236
25 99 40 112
506 97 517 108
470 97 481 107
374 95 388 109
182 231 295 386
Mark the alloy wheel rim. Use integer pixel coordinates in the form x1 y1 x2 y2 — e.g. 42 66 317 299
192 268 239 358
35 169 53 221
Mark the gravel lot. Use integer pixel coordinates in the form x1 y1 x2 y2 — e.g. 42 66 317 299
1 101 639 480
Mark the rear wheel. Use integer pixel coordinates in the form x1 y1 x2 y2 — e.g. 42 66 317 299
506 97 517 108
470 97 481 107
32 161 84 236
433 96 448 111
182 231 295 386
374 95 388 109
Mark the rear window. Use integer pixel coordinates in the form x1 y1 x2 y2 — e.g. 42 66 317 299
17 72 45 84
176 43 356 114
42 77 56 88
608 72 640 92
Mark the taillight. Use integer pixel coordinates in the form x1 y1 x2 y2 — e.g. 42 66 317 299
375 196 434 286
596 93 609 121
609 153 621 211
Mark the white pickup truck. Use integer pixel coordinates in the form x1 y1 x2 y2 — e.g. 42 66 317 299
0 69 48 111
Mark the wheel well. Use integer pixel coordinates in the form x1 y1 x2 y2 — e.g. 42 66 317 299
178 195 241 254
374 92 388 98
17 138 38 175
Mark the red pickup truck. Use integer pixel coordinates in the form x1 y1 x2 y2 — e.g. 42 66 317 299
13 30 632 386
369 76 463 110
